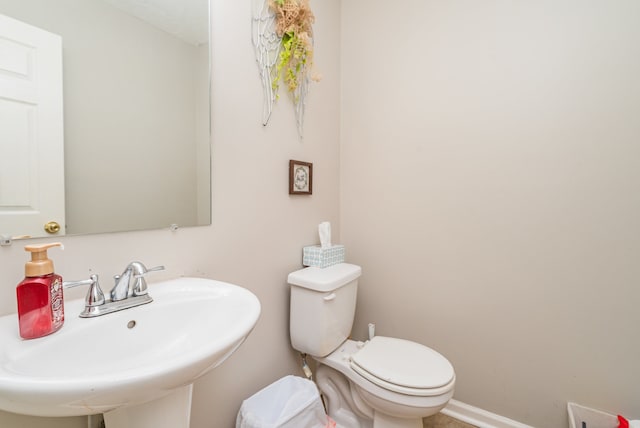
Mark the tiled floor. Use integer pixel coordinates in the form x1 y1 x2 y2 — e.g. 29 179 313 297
424 412 478 428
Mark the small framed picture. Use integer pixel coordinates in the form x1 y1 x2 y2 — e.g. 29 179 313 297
289 160 313 195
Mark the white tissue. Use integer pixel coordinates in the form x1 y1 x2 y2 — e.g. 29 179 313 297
318 222 331 249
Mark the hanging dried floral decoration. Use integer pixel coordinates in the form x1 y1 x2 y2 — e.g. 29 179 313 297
252 0 320 139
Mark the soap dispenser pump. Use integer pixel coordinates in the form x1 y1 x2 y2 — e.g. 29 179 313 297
16 242 65 339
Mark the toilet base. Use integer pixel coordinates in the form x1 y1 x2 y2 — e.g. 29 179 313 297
316 363 444 428
317 364 373 428
373 412 422 428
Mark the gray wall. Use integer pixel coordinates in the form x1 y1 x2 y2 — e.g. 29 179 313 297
341 1 640 427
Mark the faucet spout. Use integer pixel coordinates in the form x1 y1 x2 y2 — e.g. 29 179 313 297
110 262 164 302
110 267 134 302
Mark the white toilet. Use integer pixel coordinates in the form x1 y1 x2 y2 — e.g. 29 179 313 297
288 263 455 428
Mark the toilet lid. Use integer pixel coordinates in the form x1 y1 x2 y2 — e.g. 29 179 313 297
350 336 454 394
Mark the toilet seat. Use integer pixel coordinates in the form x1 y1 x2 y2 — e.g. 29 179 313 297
350 336 455 397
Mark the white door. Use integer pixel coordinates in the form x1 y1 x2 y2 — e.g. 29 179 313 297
0 13 65 238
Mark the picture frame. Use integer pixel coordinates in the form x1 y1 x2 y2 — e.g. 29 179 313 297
289 160 313 195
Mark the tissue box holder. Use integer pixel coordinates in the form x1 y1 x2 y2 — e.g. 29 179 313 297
303 245 345 268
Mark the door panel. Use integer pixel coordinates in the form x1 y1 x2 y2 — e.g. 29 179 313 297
0 13 65 238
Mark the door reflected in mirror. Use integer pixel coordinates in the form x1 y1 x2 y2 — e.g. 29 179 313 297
0 0 211 239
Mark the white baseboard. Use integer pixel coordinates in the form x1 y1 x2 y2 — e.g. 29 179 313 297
441 399 535 428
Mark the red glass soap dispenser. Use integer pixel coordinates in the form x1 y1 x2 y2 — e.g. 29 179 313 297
16 242 65 339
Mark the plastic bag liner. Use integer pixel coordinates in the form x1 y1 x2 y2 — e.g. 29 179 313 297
236 375 330 428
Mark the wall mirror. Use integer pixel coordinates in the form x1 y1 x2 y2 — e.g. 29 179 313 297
0 0 211 240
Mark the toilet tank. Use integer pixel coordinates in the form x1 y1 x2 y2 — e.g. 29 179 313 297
288 263 362 357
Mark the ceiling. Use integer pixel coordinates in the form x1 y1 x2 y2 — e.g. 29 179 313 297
102 0 209 45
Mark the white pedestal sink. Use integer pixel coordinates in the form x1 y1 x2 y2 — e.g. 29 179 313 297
0 277 261 428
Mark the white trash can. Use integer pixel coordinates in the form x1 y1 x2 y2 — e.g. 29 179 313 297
568 402 618 428
236 375 332 428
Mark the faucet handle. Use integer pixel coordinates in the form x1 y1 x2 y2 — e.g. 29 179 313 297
135 265 165 276
132 265 165 296
63 274 106 307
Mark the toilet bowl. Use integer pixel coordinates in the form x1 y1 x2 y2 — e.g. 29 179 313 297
315 338 455 428
288 263 455 428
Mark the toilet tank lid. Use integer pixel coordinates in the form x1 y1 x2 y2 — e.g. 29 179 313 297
288 263 362 292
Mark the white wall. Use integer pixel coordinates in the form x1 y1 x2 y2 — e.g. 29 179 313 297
341 1 640 427
0 1 341 428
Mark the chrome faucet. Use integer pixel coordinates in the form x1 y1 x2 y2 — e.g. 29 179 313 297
63 274 106 313
111 261 164 301
64 262 164 318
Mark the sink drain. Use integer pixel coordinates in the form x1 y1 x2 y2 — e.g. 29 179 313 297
127 320 136 329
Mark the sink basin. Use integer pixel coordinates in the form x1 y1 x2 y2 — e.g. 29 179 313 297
0 277 260 418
